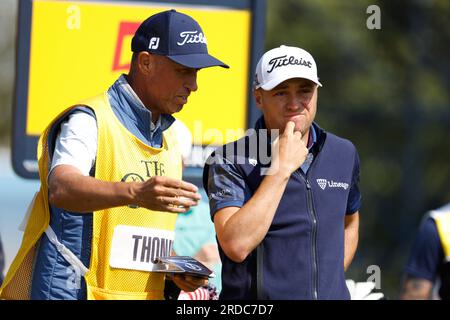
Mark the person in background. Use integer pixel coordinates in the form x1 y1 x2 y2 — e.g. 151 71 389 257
401 202 450 300
171 119 222 300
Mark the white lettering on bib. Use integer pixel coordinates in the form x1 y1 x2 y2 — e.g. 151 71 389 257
109 225 175 272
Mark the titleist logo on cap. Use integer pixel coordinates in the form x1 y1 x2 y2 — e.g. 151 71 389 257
267 55 312 73
177 30 207 46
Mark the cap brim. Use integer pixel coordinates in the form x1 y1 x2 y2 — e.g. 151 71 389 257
259 72 322 91
168 53 229 69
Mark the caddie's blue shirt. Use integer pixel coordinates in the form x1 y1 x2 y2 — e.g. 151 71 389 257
404 216 444 282
204 116 361 300
31 75 175 300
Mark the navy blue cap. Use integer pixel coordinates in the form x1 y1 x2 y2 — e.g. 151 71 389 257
131 9 229 69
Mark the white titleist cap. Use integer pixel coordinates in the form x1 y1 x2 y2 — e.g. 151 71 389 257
254 45 322 90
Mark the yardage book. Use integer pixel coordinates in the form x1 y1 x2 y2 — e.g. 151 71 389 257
152 256 215 278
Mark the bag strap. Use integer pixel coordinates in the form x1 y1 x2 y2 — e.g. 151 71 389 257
44 225 89 276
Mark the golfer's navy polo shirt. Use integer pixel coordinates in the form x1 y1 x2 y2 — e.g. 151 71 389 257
207 117 360 218
204 116 361 299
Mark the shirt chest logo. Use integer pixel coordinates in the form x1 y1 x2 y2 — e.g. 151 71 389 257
316 178 349 191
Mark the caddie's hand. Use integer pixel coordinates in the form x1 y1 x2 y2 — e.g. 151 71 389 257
269 121 308 177
172 274 208 292
132 176 201 213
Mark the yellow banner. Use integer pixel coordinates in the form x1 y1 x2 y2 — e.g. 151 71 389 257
27 0 251 145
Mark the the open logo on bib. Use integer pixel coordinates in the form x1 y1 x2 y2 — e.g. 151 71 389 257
109 225 175 272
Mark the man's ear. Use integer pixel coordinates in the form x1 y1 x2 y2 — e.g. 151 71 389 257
253 89 263 109
136 51 154 75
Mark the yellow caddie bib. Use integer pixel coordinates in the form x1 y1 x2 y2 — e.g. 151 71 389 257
430 209 450 262
0 92 182 300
